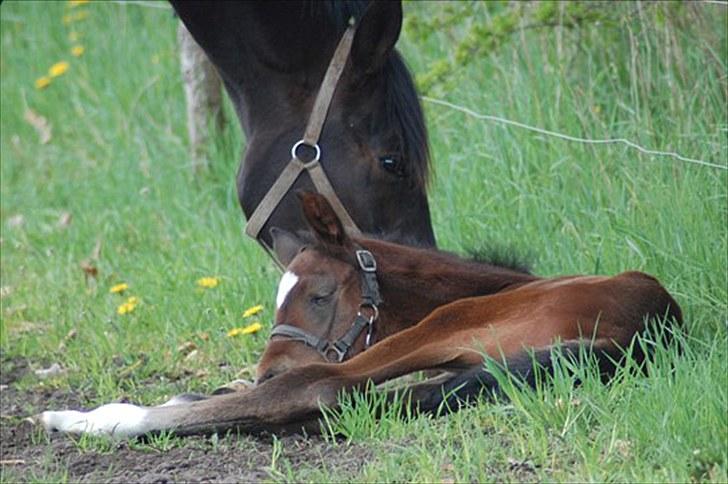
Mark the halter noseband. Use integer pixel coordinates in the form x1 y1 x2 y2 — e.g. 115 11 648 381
269 249 382 363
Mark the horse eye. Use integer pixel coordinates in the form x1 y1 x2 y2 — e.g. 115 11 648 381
379 156 406 178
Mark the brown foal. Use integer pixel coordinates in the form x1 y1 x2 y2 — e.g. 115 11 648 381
40 193 682 437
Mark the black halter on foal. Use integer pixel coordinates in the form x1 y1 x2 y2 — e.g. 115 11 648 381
270 249 382 362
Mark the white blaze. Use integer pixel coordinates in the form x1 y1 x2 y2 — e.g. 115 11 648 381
276 271 299 309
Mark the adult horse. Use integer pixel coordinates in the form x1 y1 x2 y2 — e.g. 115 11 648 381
39 194 682 437
170 0 436 254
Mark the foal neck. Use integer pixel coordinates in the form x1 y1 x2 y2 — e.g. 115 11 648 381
362 238 539 338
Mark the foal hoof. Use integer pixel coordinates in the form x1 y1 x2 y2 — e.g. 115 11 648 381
211 379 254 395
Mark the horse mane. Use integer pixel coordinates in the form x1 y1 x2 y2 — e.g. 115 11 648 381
301 1 431 190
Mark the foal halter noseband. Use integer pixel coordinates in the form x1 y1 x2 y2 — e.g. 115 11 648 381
269 249 382 363
245 20 363 267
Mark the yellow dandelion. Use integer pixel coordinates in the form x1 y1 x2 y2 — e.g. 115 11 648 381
241 322 263 334
117 295 140 315
71 45 85 57
48 61 70 78
117 302 135 315
68 0 90 7
227 322 263 337
109 283 128 294
35 76 51 90
197 277 219 289
242 304 264 318
68 31 80 42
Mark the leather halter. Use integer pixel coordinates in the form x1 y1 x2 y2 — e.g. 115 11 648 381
269 249 382 362
245 20 363 267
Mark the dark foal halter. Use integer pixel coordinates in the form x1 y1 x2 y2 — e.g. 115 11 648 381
245 20 363 268
269 249 382 363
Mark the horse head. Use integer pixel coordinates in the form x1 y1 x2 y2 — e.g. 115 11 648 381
172 0 436 249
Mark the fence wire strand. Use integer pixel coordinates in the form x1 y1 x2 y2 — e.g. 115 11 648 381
421 96 726 171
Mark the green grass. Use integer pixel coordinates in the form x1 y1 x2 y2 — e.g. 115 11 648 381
1 1 726 482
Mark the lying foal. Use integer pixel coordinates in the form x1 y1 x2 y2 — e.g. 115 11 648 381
40 194 682 437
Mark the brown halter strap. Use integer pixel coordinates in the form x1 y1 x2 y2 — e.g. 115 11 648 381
245 20 363 267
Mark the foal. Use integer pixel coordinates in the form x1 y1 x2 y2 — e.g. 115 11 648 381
40 195 682 437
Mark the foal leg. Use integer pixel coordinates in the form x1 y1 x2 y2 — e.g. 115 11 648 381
39 310 483 437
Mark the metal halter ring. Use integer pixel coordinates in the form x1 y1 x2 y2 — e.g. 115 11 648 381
291 139 321 164
358 303 379 323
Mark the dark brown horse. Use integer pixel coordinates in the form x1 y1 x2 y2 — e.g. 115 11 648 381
171 1 436 250
39 194 682 437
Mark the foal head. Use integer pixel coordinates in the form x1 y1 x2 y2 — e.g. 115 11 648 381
257 193 375 383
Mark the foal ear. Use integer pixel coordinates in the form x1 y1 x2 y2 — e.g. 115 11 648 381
350 0 402 75
298 192 350 248
270 227 305 267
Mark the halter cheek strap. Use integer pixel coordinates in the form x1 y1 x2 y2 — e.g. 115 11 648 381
269 249 382 362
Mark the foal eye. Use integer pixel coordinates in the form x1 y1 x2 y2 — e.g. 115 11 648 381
311 293 333 306
379 156 406 178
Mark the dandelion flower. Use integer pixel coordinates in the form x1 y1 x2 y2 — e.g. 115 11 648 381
68 31 80 42
109 283 128 294
197 277 219 289
227 322 263 337
48 61 70 78
68 0 90 7
241 322 262 334
242 304 264 318
117 296 140 315
117 302 135 315
35 76 51 90
71 45 85 57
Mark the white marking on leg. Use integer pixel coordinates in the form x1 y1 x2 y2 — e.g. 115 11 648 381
276 271 299 309
40 403 148 438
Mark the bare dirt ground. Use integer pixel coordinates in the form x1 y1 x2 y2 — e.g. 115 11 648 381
0 356 372 483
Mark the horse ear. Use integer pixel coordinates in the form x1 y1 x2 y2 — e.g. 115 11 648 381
298 192 350 248
350 0 402 75
270 227 305 267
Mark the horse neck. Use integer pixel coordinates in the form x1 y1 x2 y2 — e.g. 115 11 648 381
364 239 540 339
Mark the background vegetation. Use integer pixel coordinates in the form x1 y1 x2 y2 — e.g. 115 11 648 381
1 1 726 482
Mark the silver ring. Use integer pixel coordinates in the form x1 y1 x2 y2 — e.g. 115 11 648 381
291 139 321 163
358 304 379 323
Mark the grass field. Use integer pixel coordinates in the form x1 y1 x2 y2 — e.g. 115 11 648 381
1 1 726 482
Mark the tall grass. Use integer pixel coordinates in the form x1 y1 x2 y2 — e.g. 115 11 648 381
1 1 726 482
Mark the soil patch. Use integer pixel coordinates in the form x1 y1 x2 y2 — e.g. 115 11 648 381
0 358 372 483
